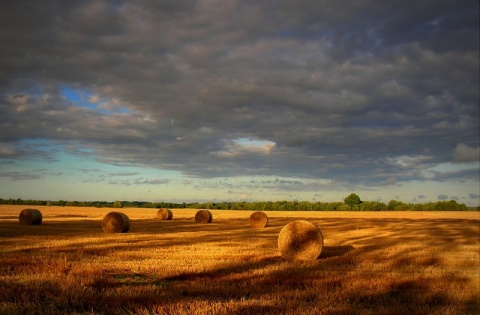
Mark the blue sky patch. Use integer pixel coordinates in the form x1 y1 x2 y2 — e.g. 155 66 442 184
60 86 131 114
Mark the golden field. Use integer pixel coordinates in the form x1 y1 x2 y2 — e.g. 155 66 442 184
0 205 479 315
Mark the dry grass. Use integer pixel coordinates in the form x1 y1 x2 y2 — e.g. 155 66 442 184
0 205 479 314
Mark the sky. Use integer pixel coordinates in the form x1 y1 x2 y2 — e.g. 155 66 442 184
0 0 479 206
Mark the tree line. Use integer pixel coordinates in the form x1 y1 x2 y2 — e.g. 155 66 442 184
0 196 473 211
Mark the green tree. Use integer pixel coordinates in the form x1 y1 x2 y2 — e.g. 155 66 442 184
113 200 123 208
360 201 387 211
344 193 362 210
387 200 399 210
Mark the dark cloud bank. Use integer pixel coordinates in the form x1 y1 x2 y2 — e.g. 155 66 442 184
0 1 478 194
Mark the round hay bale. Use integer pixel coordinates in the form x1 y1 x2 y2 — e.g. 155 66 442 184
195 210 212 223
19 209 42 225
157 208 173 220
249 211 268 228
102 212 130 233
278 220 323 261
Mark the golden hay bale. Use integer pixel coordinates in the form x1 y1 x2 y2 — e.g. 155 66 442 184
249 211 268 228
278 220 323 261
195 210 212 223
102 212 130 233
157 208 173 220
19 209 43 225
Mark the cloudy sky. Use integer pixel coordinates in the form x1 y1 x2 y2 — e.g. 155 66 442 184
1 1 479 206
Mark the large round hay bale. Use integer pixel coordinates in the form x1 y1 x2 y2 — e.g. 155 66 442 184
102 212 130 233
157 208 173 220
19 209 42 225
249 211 268 228
195 210 212 223
278 220 323 260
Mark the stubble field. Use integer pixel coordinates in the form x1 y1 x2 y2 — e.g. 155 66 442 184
0 205 479 314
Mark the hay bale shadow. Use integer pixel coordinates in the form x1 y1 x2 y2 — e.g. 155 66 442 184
320 245 355 258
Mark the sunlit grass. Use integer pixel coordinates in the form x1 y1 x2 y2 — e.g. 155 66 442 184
0 206 479 314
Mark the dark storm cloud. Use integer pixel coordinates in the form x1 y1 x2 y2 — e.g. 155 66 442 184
0 0 478 186
469 193 480 200
453 143 480 163
108 172 140 177
437 194 449 200
0 168 62 181
0 170 45 181
107 177 170 186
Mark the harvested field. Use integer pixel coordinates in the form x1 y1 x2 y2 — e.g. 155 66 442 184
0 205 479 314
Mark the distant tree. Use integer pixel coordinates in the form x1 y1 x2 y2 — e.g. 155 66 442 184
338 204 352 211
360 201 387 211
413 203 424 211
387 200 409 210
344 193 362 210
387 200 399 210
263 201 273 210
113 200 123 208
297 201 312 211
204 202 213 209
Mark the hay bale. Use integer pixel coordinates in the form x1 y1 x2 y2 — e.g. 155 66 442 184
249 211 268 228
19 209 42 225
157 208 173 220
195 210 212 223
278 220 323 260
102 212 130 233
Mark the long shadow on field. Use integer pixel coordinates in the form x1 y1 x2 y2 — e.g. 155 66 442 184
320 245 355 258
1 216 478 314
0 219 103 237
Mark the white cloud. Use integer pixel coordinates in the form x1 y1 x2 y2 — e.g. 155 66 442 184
386 155 432 168
211 139 276 158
